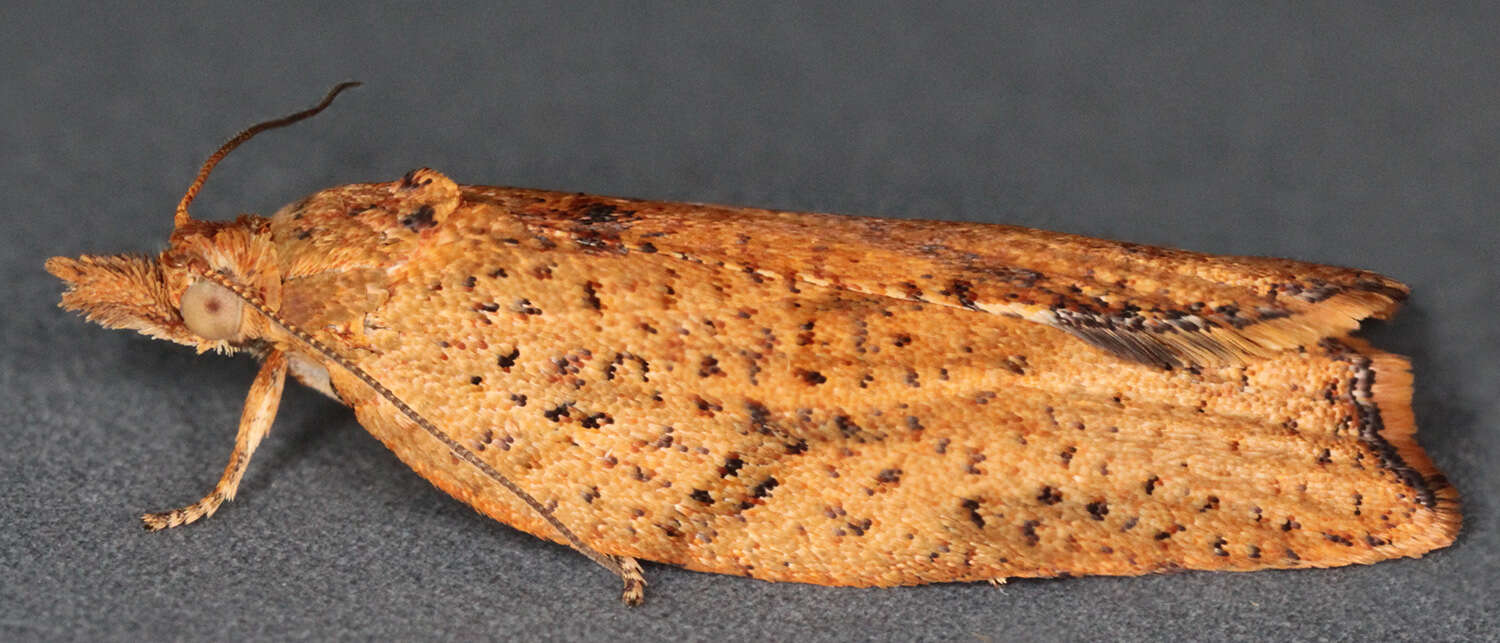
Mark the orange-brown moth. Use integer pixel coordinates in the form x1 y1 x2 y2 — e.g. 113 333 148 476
47 84 1459 605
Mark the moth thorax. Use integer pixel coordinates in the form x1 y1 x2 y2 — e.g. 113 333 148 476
180 280 245 341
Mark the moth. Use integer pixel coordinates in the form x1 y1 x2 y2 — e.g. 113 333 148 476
48 84 1459 605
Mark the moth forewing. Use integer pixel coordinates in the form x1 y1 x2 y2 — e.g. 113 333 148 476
318 183 1455 584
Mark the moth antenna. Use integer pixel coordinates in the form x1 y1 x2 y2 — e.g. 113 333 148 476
191 268 632 584
174 81 362 228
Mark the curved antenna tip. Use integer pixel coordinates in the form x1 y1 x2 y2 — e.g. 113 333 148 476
173 82 363 228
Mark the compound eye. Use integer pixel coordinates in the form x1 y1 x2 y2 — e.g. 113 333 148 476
180 280 244 341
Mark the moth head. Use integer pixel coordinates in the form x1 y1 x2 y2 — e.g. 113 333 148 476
47 83 358 354
46 219 280 353
46 252 204 347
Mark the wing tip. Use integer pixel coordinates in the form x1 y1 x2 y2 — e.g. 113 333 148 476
1357 346 1462 552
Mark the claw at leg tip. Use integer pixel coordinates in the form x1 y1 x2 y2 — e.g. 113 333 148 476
621 583 646 607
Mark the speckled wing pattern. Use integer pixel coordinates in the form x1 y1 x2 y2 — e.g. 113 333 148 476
274 177 1458 586
501 189 1410 370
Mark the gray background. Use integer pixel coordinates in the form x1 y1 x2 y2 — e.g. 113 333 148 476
4 3 1495 640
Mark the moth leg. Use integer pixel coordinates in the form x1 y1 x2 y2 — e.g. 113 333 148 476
617 556 647 606
142 350 288 531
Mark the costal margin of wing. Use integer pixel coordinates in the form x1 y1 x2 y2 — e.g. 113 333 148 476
468 186 1408 370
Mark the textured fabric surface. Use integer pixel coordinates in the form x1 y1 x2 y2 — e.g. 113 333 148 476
4 3 1495 640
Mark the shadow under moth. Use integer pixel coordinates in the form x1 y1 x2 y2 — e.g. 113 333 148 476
48 84 1459 605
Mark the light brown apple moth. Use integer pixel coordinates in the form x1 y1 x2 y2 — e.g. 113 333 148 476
48 84 1458 605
